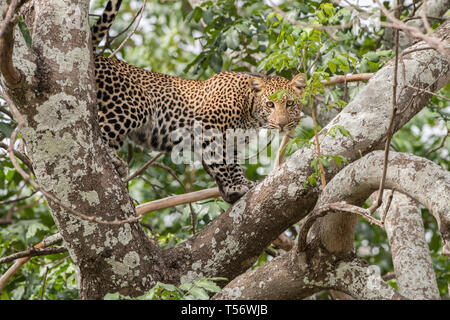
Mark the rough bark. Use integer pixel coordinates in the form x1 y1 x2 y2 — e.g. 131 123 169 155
383 192 440 299
383 0 450 50
1 0 164 299
216 151 449 299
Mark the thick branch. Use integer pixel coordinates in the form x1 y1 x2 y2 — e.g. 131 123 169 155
383 192 440 299
217 151 448 299
315 151 449 256
166 22 449 287
0 233 62 291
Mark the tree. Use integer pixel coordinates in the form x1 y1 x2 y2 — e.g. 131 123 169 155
0 0 448 300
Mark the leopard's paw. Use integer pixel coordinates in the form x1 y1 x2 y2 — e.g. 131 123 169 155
107 152 129 178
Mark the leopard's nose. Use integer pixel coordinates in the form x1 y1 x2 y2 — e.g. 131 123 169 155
278 122 289 132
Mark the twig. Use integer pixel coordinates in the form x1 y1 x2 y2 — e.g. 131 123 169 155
271 232 295 251
375 0 449 59
136 187 220 216
405 84 450 102
0 189 37 205
420 0 433 34
310 98 326 189
297 201 384 252
0 233 62 291
382 272 396 281
244 135 274 162
0 141 34 173
380 189 395 223
101 5 142 54
125 151 164 183
306 51 321 76
425 129 449 157
0 246 67 264
152 162 197 234
39 256 68 300
323 73 373 86
109 0 147 58
368 28 399 214
403 16 447 23
269 1 353 40
274 128 295 168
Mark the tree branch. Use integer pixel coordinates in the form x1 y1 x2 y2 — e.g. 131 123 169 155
0 246 67 264
323 73 373 86
0 233 62 291
382 192 440 299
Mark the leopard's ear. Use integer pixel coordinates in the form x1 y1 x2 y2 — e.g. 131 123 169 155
249 77 265 94
290 73 306 94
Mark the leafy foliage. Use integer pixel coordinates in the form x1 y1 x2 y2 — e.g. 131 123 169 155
104 277 227 300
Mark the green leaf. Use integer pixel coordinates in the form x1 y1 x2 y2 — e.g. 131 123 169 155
226 29 240 50
270 89 288 102
336 125 351 137
318 156 331 168
365 52 380 62
104 292 123 300
327 61 337 73
202 8 214 25
157 282 178 292
321 3 335 16
328 127 336 138
0 122 14 138
5 168 15 182
311 158 319 172
26 222 49 239
188 287 210 300
306 175 317 187
179 283 193 291
196 279 221 293
316 10 326 23
236 24 252 37
208 52 223 73
333 155 343 166
335 54 349 72
18 17 32 48
188 7 203 23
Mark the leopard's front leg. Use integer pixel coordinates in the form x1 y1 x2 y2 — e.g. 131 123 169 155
203 162 252 204
99 120 129 178
200 137 254 203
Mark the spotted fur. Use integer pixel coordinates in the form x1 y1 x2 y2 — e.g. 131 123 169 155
92 1 306 203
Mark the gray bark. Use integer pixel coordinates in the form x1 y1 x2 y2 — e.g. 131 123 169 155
216 151 449 299
1 0 164 299
383 192 440 299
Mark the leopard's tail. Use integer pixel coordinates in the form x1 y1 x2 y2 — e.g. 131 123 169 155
91 0 123 50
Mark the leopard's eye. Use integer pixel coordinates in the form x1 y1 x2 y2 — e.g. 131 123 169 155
266 101 275 108
286 100 294 107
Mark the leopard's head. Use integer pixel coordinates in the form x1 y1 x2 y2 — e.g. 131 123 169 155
249 73 306 134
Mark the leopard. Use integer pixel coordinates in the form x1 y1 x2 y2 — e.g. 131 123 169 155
92 0 306 203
